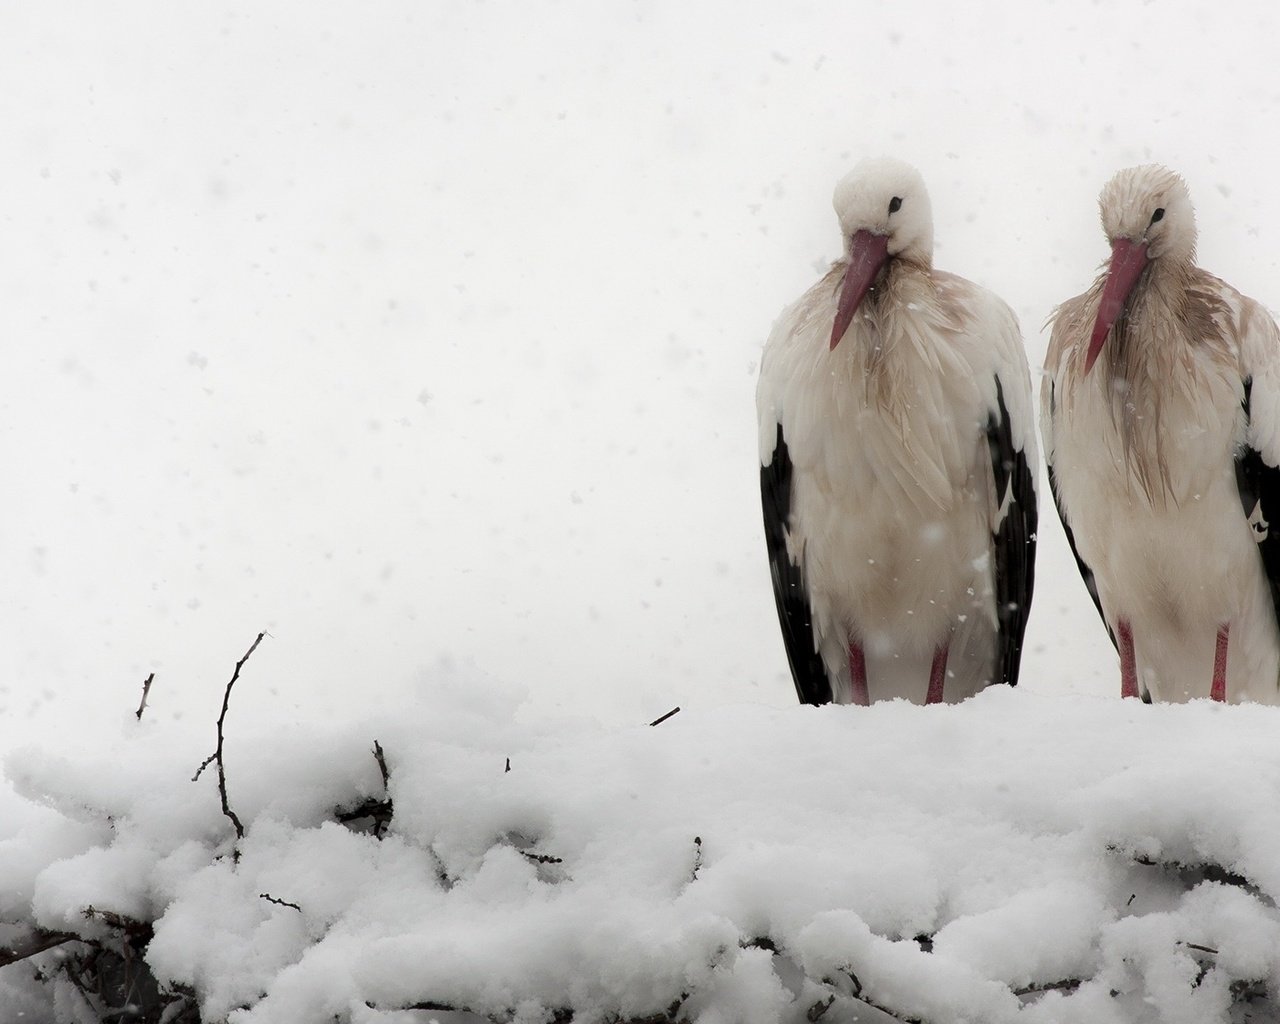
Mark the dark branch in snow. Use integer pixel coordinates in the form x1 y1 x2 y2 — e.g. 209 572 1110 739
505 756 512 773
376 999 684 1024
690 836 703 883
42 911 193 1022
817 969 926 1024
648 706 681 727
336 796 394 837
259 893 302 912
0 928 79 968
428 846 455 890
134 672 154 721
1014 978 1083 998
332 793 391 834
335 739 395 839
1110 844 1257 892
1231 978 1270 1003
81 906 151 937
520 850 564 865
191 632 266 842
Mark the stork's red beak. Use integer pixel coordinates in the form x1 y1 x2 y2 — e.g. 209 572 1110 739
830 230 890 350
1085 238 1150 374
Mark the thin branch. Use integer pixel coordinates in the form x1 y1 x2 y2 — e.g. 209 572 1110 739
373 740 390 789
818 969 924 1024
520 851 564 865
1015 978 1083 998
134 672 155 722
1110 845 1256 891
333 740 394 839
690 836 703 883
0 929 79 968
192 632 266 841
259 893 302 912
192 752 215 781
648 706 681 727
81 906 151 937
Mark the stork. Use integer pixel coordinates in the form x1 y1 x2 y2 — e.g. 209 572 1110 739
1043 164 1280 703
757 157 1039 706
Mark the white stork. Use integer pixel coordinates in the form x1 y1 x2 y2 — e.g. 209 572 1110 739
757 157 1039 706
1043 164 1280 703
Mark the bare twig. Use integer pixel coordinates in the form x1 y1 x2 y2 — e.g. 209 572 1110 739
191 632 266 841
1110 845 1256 891
818 969 926 1024
373 740 390 789
1015 978 1083 998
0 929 79 968
333 740 395 839
691 836 703 883
520 851 564 865
649 706 681 727
134 672 154 721
259 893 302 912
81 906 151 937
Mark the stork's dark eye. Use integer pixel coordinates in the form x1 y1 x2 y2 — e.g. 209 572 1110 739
888 196 903 215
1150 207 1165 224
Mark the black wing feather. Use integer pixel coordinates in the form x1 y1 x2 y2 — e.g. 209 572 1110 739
986 377 1038 687
1235 376 1280 633
1044 380 1114 650
1044 378 1116 652
1047 463 1114 649
761 423 833 705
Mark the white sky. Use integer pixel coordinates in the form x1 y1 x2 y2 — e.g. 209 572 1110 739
4 0 1280 749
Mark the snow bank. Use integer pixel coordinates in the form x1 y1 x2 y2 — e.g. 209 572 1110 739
5 686 1280 1022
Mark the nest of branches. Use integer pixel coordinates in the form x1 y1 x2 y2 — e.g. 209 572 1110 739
3 635 1279 1024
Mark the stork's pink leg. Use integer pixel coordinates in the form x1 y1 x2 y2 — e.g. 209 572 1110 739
1118 618 1138 699
1211 623 1230 703
848 643 869 706
925 643 949 705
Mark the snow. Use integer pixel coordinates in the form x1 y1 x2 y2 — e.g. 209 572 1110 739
7 0 1280 1020
7 687 1280 1021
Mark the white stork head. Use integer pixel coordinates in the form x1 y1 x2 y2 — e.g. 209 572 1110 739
1086 164 1197 373
829 157 933 350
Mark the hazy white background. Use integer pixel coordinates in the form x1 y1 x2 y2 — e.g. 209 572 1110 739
4 0 1279 756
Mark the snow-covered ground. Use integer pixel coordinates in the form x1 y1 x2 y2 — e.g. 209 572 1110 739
6 1 1280 1020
